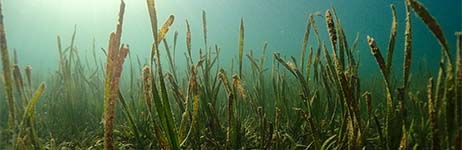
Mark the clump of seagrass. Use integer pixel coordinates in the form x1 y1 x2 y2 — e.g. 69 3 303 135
180 60 204 148
217 69 241 149
408 0 459 146
142 66 169 149
0 1 16 145
103 1 129 149
326 8 362 149
16 82 45 149
367 35 400 149
0 0 460 149
1 3 46 149
146 0 180 149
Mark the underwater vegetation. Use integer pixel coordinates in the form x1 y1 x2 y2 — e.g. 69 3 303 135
0 0 461 149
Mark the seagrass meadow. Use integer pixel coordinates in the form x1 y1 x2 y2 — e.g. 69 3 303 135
0 0 461 149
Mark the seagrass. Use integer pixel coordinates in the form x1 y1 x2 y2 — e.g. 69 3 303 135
0 0 459 149
0 0 15 141
103 1 129 149
386 4 398 74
